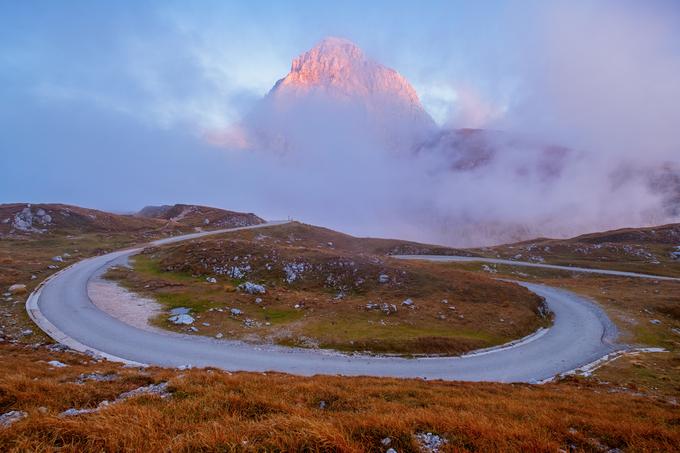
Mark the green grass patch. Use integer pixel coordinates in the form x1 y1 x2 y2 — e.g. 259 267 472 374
131 255 197 282
154 293 215 313
263 309 305 325
300 316 507 346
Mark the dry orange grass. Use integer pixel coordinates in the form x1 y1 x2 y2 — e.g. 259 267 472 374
0 343 678 452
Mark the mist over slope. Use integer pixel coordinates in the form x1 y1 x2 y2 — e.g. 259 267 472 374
3 2 679 247
215 35 680 247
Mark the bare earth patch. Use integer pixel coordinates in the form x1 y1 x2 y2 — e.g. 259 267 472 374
88 277 164 333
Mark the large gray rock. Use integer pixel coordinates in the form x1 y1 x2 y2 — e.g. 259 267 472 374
168 313 195 325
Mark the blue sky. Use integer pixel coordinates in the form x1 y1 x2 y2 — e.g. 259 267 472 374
1 1 520 128
2 1 679 243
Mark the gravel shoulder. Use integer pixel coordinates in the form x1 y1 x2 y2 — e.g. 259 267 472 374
88 271 164 333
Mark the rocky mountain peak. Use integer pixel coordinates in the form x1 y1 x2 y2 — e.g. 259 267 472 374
269 37 429 116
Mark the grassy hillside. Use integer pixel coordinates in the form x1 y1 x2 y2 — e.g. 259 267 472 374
2 206 679 451
475 223 680 277
0 203 265 342
107 222 548 355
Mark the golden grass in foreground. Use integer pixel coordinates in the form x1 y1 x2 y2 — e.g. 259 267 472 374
0 343 678 452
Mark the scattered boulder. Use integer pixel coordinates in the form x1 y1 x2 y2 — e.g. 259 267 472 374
76 373 118 384
284 262 308 283
20 329 33 336
227 266 250 279
238 282 266 294
671 246 680 260
255 297 263 304
52 256 63 263
8 284 26 295
60 407 97 417
215 333 224 339
482 264 497 273
230 308 243 316
366 302 397 314
47 360 67 368
415 432 448 452
381 437 392 446
61 382 170 418
168 313 195 325
0 410 27 427
206 277 217 283
402 298 415 307
378 274 390 284
650 319 662 325
118 382 170 400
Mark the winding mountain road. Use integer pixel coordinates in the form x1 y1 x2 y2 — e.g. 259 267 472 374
27 222 672 383
394 255 680 281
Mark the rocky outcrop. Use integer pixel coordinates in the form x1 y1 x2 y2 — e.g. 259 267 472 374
271 37 427 116
10 205 52 233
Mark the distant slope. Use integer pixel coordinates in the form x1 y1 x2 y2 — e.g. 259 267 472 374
569 223 680 245
477 223 680 277
0 203 167 237
218 221 470 256
135 204 265 229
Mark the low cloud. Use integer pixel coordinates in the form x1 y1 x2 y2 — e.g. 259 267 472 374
4 1 679 247
210 2 680 246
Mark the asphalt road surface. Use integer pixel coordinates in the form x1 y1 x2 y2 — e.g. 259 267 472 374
28 223 642 382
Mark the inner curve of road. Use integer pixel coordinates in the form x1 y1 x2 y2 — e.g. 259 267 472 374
29 222 675 383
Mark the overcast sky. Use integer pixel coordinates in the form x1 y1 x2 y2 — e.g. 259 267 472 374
2 1 679 244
